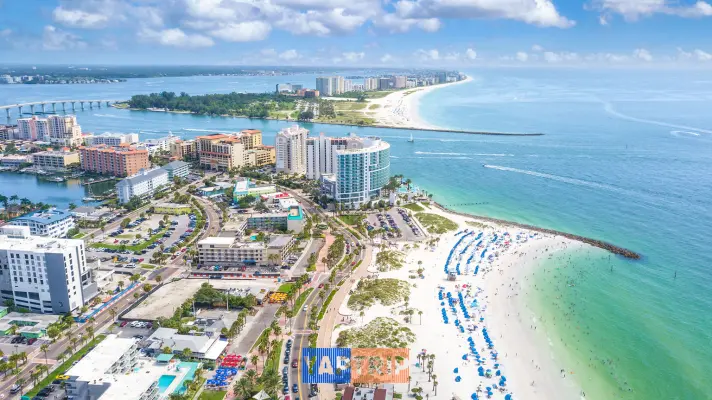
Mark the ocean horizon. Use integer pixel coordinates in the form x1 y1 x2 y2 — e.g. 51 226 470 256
1 67 710 399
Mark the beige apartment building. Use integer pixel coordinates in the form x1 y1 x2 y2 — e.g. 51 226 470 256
197 130 275 171
170 139 197 160
196 235 294 267
31 149 80 170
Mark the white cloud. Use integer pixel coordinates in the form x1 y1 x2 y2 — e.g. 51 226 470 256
532 44 544 52
279 49 300 60
391 0 574 28
380 53 395 63
261 48 277 57
592 0 712 22
465 48 477 60
694 49 712 61
633 48 653 61
209 21 272 42
342 52 366 62
52 6 109 28
419 18 442 32
543 51 579 63
415 48 440 61
0 28 11 37
42 25 87 50
444 52 460 61
516 51 529 62
138 28 214 48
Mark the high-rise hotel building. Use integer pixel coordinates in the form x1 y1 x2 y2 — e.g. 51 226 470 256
275 126 308 175
0 225 92 314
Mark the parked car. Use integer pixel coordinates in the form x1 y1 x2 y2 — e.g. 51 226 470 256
293 384 299 393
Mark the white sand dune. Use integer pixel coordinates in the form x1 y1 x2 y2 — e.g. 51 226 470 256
330 206 586 400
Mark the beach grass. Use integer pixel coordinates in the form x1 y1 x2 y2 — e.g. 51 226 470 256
465 220 490 229
25 335 107 397
199 390 227 400
368 103 380 110
347 278 410 311
402 203 425 212
336 317 415 348
375 249 405 272
415 213 458 234
335 102 367 111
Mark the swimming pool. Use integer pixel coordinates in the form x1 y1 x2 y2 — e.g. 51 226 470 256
157 375 176 393
174 362 201 394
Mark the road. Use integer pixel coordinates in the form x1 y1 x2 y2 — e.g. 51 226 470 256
281 188 370 400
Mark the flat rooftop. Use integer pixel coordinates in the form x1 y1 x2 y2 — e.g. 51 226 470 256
0 225 81 252
66 335 137 383
12 208 72 224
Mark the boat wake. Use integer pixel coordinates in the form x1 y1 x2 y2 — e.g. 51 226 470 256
415 151 514 157
602 102 712 135
670 130 701 137
93 113 132 120
483 165 634 196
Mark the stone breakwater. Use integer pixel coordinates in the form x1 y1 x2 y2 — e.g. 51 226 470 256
432 202 642 260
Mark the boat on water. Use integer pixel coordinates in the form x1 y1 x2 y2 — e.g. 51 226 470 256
82 197 95 202
408 133 414 143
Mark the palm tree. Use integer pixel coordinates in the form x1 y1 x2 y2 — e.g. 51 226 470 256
109 307 118 322
156 275 163 285
433 380 438 395
86 326 95 341
68 202 77 210
15 377 25 394
37 364 49 377
0 195 8 219
257 369 282 397
418 310 423 325
234 376 254 400
40 344 49 366
70 337 78 351
182 348 192 360
250 354 259 369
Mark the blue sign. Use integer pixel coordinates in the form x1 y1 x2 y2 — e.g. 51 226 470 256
301 347 351 384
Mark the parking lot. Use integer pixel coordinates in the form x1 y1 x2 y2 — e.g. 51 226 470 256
86 213 194 269
0 335 47 357
365 208 423 241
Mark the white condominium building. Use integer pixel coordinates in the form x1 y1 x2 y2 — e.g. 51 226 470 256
316 77 333 96
139 134 180 155
197 235 294 267
306 132 350 180
275 125 308 175
0 225 91 314
364 77 378 91
85 132 139 147
116 167 169 204
11 208 76 238
16 116 49 141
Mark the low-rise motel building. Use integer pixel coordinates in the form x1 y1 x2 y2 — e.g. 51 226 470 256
31 148 80 171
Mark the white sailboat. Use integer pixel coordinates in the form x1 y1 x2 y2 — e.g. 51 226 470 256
408 133 414 143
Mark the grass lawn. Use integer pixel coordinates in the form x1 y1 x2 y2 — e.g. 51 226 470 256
140 264 157 269
90 228 168 251
402 203 424 212
26 335 107 397
368 103 380 110
365 91 394 99
199 391 227 400
294 288 314 311
318 289 337 320
278 282 295 294
415 213 458 234
116 234 136 239
71 232 86 239
338 214 364 226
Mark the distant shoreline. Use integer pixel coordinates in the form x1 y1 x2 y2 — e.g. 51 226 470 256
113 103 544 137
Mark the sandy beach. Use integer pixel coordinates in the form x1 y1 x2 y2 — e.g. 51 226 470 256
367 76 473 129
330 205 588 400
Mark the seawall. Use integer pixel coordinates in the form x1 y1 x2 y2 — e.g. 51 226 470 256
431 202 642 260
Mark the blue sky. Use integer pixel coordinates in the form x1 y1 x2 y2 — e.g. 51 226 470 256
1 0 712 66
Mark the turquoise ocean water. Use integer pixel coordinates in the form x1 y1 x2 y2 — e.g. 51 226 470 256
1 69 711 399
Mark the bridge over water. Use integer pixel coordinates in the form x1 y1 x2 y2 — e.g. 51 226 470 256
1 100 123 119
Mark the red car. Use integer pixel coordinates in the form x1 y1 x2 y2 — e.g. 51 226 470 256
120 321 128 327
318 284 324 288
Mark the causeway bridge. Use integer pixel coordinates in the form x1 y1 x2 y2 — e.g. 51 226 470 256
1 100 123 118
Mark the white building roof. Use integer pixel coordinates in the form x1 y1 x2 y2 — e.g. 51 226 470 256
66 335 138 383
0 225 81 252
198 237 236 246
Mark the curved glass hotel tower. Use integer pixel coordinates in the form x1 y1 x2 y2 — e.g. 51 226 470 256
334 136 390 208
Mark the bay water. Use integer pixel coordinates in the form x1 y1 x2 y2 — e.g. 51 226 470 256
1 68 711 399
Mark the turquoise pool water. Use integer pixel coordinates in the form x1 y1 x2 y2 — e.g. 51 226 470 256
174 362 201 394
157 375 176 393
